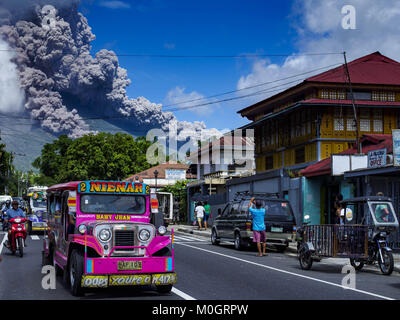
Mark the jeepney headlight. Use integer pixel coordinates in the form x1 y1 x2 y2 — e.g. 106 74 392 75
98 228 112 242
78 224 87 234
380 231 387 237
139 229 151 242
158 226 167 235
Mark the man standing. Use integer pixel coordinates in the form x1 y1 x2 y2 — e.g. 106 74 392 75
203 201 211 229
195 202 205 231
248 197 267 256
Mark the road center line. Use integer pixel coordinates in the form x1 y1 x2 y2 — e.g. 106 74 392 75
177 243 394 300
171 287 196 300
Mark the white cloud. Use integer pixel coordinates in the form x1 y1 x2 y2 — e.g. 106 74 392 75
237 0 400 105
0 39 25 113
98 1 131 9
164 86 217 116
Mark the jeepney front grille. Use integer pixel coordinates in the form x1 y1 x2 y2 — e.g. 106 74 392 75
114 230 135 251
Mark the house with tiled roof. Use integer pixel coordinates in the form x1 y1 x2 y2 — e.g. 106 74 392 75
124 162 195 190
239 52 400 173
228 52 400 227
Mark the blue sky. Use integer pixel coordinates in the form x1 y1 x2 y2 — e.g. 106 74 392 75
78 0 400 133
79 0 297 131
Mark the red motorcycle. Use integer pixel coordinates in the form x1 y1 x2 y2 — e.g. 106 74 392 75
6 217 27 257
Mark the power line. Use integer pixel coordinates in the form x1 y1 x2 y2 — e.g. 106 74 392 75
162 62 342 110
0 49 343 59
0 62 343 123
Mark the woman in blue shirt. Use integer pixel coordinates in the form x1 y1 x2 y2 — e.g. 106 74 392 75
248 198 267 257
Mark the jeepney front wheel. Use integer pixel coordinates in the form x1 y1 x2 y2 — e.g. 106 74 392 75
69 249 85 296
156 284 173 294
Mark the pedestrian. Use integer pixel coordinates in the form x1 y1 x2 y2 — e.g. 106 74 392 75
334 193 344 225
203 201 211 229
195 202 205 231
375 192 390 222
248 197 267 256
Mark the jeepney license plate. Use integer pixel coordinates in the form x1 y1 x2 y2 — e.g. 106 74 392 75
117 261 142 271
271 227 283 233
151 273 177 285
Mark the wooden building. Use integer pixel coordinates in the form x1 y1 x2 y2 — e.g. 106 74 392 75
238 52 400 174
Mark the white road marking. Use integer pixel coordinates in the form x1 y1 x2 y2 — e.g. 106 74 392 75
171 287 196 300
178 242 395 301
0 233 6 254
174 235 207 242
30 235 40 240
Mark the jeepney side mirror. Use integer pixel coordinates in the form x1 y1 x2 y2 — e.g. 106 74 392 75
218 208 221 216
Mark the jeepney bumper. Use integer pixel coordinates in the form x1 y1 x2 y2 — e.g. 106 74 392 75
81 256 176 288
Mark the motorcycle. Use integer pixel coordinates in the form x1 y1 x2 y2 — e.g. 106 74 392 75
296 214 310 251
5 217 27 257
350 230 394 275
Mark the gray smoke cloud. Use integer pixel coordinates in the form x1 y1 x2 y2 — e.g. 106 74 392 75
0 37 25 113
0 0 221 139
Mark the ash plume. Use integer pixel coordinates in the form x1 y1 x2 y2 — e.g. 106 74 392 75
0 0 221 140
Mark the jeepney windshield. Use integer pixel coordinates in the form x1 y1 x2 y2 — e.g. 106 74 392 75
32 198 47 208
80 194 146 215
370 202 396 223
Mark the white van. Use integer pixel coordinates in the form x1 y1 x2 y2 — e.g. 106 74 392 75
0 195 12 204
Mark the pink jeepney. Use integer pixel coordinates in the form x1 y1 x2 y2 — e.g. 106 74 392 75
42 180 176 296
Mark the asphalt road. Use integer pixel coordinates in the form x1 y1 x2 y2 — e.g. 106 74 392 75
1 231 400 300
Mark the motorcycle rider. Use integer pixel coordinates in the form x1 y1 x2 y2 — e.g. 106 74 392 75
4 200 26 248
1 200 11 230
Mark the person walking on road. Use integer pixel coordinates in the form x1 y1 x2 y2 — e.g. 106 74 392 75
195 202 205 231
203 201 211 229
248 197 267 257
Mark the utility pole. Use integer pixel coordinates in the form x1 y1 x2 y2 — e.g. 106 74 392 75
343 51 361 154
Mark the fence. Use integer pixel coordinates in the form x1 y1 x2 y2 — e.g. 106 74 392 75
304 224 368 258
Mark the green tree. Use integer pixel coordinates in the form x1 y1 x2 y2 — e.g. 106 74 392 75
0 141 14 194
32 134 72 183
33 132 153 183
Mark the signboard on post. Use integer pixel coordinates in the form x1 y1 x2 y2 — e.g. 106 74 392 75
367 148 386 168
393 130 400 166
165 169 186 180
332 154 368 175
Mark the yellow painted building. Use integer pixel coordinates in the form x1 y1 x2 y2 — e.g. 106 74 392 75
239 52 400 173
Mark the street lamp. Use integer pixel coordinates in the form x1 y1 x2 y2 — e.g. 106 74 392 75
154 170 159 191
